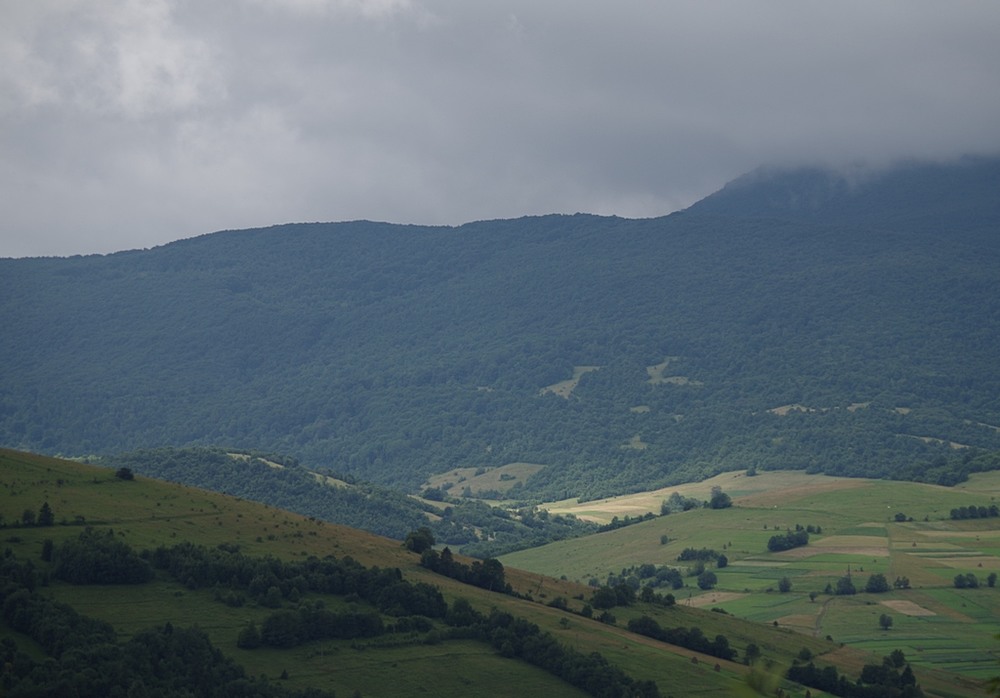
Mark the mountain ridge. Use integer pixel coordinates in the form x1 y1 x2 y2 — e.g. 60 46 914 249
2 157 999 499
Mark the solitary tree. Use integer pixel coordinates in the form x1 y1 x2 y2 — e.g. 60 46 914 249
879 613 893 631
709 486 732 509
237 621 262 649
835 575 856 596
778 576 792 593
37 502 55 527
404 527 435 554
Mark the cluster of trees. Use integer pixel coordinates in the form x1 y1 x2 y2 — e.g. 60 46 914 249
239 605 387 649
149 541 448 618
660 492 702 515
677 547 722 563
626 616 737 661
418 547 509 594
603 563 686 592
0 552 332 697
53 527 154 584
952 572 997 589
591 583 637 610
863 573 891 594
588 578 676 613
816 572 907 597
596 512 656 533
4 502 55 528
767 528 810 552
786 650 922 697
949 504 999 520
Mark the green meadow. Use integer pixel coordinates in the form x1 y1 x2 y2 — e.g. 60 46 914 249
503 470 1000 685
2 450 995 696
0 450 818 697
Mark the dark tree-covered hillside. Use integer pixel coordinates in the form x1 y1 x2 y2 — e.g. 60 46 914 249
2 158 1000 500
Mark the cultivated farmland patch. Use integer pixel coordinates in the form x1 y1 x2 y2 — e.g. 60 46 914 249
881 599 936 617
684 591 747 608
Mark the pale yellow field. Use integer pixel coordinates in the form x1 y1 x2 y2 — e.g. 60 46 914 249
540 470 867 523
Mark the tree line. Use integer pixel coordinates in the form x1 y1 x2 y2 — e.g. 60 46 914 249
99 447 597 556
786 650 923 697
949 503 999 520
1 532 661 697
626 615 737 662
0 552 332 697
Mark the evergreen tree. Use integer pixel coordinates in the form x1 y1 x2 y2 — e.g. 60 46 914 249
237 621 262 649
37 502 55 527
834 575 856 595
865 573 890 593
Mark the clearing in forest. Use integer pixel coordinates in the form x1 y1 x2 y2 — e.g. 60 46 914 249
539 365 600 398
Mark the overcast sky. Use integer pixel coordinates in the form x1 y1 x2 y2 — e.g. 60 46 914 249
2 1 999 257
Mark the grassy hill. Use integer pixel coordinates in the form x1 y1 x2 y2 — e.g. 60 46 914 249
2 158 1000 501
1 449 994 696
502 470 1000 687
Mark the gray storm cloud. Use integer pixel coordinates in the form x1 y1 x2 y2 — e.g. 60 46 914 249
2 0 999 257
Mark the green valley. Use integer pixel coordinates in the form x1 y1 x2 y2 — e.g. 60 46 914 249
502 470 1000 685
1 449 995 696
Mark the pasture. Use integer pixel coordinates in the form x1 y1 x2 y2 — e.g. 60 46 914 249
2 450 994 696
504 470 1000 683
422 461 545 497
0 450 795 696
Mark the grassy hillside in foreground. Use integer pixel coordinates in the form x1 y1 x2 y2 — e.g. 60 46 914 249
0 451 991 697
502 471 1000 685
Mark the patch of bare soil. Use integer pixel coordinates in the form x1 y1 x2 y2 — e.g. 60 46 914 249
880 600 936 617
684 592 747 608
776 614 818 631
768 404 820 416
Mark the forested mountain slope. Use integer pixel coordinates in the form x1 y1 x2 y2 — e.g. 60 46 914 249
2 158 999 499
687 155 1000 238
